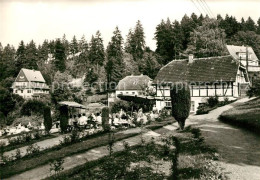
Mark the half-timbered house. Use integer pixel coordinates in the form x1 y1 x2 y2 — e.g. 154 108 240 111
153 55 250 112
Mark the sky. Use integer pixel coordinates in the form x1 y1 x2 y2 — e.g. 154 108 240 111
0 0 260 50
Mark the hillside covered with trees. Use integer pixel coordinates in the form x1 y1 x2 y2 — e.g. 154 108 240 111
1 13 260 126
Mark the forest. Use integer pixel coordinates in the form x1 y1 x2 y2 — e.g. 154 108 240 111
1 13 260 125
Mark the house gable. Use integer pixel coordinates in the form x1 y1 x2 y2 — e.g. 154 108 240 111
15 69 29 82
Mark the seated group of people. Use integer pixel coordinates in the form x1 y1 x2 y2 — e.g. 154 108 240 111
68 113 102 130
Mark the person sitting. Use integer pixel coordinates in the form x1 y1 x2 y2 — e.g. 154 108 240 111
78 113 88 127
73 115 78 126
68 115 74 131
96 113 102 125
113 114 120 127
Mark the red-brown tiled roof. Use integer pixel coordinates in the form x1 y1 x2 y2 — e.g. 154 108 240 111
153 55 239 84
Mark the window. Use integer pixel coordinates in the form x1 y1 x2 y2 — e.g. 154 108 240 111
165 101 172 107
15 90 17 93
132 92 135 95
27 90 31 93
126 92 129 94
21 90 23 93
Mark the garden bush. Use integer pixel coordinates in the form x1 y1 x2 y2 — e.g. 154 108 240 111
43 106 52 134
59 105 69 133
20 99 46 116
207 96 219 108
101 107 110 132
170 83 191 130
247 79 260 97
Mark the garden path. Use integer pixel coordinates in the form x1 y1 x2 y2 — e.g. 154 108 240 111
5 123 179 180
3 134 66 158
186 97 260 180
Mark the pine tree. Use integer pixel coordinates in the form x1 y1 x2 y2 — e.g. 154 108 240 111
181 14 197 50
38 40 49 63
88 31 105 68
62 34 70 56
25 40 38 70
79 35 88 53
70 35 79 55
125 29 134 54
172 20 184 59
15 41 27 74
54 39 66 72
133 20 145 60
0 44 16 81
125 20 145 61
257 18 260 35
220 15 240 39
240 18 246 31
106 27 124 84
154 19 175 64
245 17 256 31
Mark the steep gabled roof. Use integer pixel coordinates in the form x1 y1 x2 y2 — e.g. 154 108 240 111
15 68 46 82
226 45 259 61
116 75 151 91
153 55 239 84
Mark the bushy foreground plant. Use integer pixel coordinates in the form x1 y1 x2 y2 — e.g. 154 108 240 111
59 105 69 133
170 83 191 130
43 106 52 134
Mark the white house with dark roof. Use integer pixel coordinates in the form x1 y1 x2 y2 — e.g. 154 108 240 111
12 68 50 99
115 74 152 98
226 45 260 82
153 55 250 112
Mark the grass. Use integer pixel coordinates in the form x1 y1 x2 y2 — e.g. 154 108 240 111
219 97 260 135
44 126 227 180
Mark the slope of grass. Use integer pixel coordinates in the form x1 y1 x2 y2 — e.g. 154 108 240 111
219 98 260 135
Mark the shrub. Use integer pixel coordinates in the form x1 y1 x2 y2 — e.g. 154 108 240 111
49 158 64 177
102 107 110 132
59 105 69 133
111 100 130 114
26 144 40 156
24 133 32 142
70 129 80 143
43 106 52 133
170 83 191 130
247 79 260 97
34 130 42 140
20 99 46 116
14 148 22 160
207 96 219 108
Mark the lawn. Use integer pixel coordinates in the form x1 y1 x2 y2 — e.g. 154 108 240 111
45 126 227 180
219 97 260 135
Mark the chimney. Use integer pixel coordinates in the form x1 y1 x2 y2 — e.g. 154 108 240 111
188 54 194 63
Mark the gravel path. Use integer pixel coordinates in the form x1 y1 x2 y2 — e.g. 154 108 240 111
187 98 260 180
